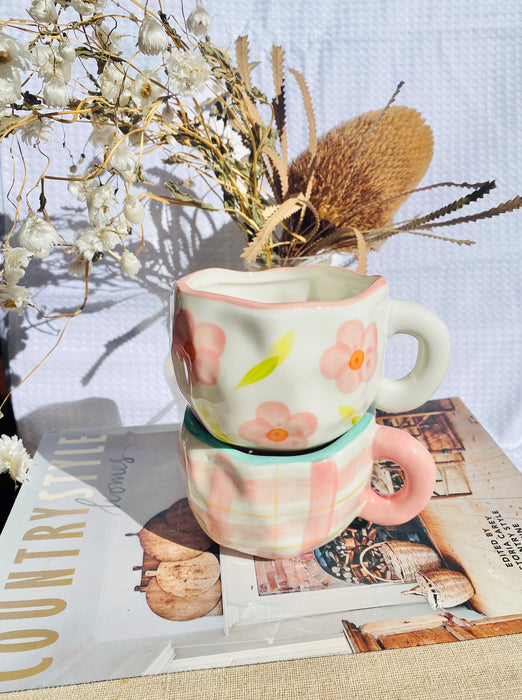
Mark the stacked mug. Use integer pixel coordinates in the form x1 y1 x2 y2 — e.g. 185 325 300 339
172 266 450 559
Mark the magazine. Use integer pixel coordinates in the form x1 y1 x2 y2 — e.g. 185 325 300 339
0 423 361 690
221 398 522 636
0 398 520 691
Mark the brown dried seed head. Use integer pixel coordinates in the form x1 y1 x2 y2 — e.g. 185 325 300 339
288 105 434 232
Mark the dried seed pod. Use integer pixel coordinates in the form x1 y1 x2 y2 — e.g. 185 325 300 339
287 105 433 237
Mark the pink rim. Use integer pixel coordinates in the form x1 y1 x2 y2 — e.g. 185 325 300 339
175 266 387 310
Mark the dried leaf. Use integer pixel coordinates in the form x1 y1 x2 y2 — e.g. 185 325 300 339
241 195 307 261
164 182 214 209
0 115 25 139
263 146 288 199
413 195 522 230
271 45 287 182
288 68 317 158
349 180 493 220
399 230 476 245
199 42 233 70
398 180 496 230
235 35 263 125
235 35 252 88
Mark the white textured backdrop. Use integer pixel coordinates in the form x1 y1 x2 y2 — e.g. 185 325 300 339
1 0 521 469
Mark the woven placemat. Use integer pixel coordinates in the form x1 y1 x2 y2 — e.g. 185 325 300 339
2 635 520 700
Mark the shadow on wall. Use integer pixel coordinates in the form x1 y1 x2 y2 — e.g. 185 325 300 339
15 397 123 456
1 177 247 391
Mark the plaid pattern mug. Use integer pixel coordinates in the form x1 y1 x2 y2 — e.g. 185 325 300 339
179 407 436 559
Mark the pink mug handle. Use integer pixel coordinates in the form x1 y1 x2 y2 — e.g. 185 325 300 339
359 425 436 526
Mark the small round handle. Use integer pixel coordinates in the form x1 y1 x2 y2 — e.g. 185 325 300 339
374 299 450 413
359 424 436 526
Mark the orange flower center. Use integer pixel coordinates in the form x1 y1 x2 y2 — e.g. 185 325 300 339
348 349 365 370
266 428 289 442
183 340 197 362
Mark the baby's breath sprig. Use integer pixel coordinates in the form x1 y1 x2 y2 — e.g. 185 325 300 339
0 0 281 325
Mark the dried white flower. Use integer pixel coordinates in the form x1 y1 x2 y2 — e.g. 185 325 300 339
0 34 30 107
107 141 138 181
18 211 60 258
120 249 141 275
68 177 97 202
32 44 72 82
75 224 126 261
0 71 22 108
27 0 58 24
165 48 210 96
0 434 34 483
0 34 31 72
131 70 163 111
0 283 33 314
71 0 106 16
86 183 119 227
20 117 54 145
43 76 69 108
58 39 76 64
2 245 32 284
101 63 131 105
187 6 211 36
123 195 145 224
138 15 168 56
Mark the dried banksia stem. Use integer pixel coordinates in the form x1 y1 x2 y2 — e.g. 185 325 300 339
287 105 433 237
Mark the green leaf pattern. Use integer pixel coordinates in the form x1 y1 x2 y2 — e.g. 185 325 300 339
235 330 294 389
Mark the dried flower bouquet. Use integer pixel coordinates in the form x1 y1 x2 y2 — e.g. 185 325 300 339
0 0 521 469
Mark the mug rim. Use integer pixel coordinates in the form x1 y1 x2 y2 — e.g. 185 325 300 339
182 406 375 465
175 265 386 310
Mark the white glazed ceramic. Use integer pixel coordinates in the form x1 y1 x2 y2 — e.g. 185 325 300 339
172 266 450 451
179 407 436 559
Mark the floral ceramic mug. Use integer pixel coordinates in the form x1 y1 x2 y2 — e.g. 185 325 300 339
172 266 450 451
179 407 436 559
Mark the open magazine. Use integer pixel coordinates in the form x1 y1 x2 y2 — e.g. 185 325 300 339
0 398 521 691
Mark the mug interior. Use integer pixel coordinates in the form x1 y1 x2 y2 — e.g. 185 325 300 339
177 266 384 306
182 406 374 464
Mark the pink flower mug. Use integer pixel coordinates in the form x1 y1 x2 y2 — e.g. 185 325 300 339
172 266 450 451
179 407 436 559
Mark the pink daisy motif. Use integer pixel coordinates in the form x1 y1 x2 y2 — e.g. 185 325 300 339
320 320 378 394
172 308 226 386
238 401 318 449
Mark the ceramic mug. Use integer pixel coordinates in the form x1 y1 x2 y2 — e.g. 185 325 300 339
179 407 436 559
172 266 450 451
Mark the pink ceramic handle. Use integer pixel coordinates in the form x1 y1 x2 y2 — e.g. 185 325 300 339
359 425 436 526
